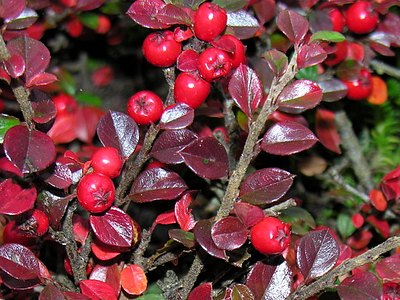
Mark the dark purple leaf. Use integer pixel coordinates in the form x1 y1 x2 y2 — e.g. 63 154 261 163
261 121 318 156
42 160 73 189
278 80 322 114
261 49 288 76
296 229 339 281
318 79 348 102
39 284 65 300
309 10 332 32
168 229 196 248
211 35 236 53
3 53 25 78
179 137 229 180
226 10 260 40
297 43 327 69
0 0 25 19
30 89 56 124
375 253 400 282
5 8 38 30
90 207 134 248
246 261 292 300
160 103 194 130
0 269 41 290
234 202 264 228
97 111 139 159
4 125 56 174
129 167 187 203
151 129 197 164
126 0 169 29
80 280 118 300
231 284 255 300
188 282 212 300
156 4 191 26
370 41 395 57
193 220 227 260
253 0 275 25
229 64 263 118
277 10 309 44
176 49 199 73
63 291 91 300
338 271 382 300
239 168 294 205
175 193 196 231
0 179 36 215
211 216 248 251
36 191 72 230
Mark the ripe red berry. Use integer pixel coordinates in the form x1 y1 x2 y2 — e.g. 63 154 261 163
213 34 246 68
66 17 83 38
326 8 345 32
250 216 291 255
96 15 111 34
345 1 378 34
26 209 49 237
127 90 164 125
342 68 373 100
194 2 227 42
77 172 115 213
198 47 232 82
91 147 123 178
174 72 211 108
324 41 348 67
52 93 78 115
142 31 182 67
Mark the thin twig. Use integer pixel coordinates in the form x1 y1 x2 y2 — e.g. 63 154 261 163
264 198 297 216
131 229 152 269
179 254 204 300
370 59 400 79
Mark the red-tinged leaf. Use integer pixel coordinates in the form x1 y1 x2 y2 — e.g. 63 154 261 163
90 264 121 297
229 64 263 118
168 229 196 248
231 284 255 300
36 192 72 230
296 229 339 281
75 106 104 144
39 284 65 300
80 280 118 300
126 0 169 29
72 215 89 245
179 137 229 180
129 168 188 203
211 216 248 251
120 264 147 296
3 53 25 78
6 7 37 31
160 103 194 130
278 80 322 114
26 72 57 88
176 49 199 73
150 210 176 233
47 113 79 144
253 0 275 24
381 166 400 200
175 193 196 231
42 160 73 189
63 291 91 300
0 179 36 215
156 4 192 26
90 207 134 248
337 271 382 300
0 269 41 290
194 220 227 260
91 239 123 261
376 253 400 282
239 168 294 205
277 10 309 44
268 111 309 127
211 36 236 53
347 230 373 250
315 108 341 154
0 0 25 19
97 111 139 159
297 43 327 69
234 202 264 228
261 49 288 77
76 0 105 10
369 189 387 212
188 282 212 300
150 129 197 164
30 91 57 124
0 67 11 83
318 79 348 102
226 10 260 40
246 261 293 300
366 215 390 239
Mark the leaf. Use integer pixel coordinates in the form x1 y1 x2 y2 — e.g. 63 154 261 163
0 179 36 215
0 114 20 143
177 49 199 73
168 229 196 248
367 76 388 105
188 282 212 300
315 108 341 154
150 211 176 233
212 0 247 11
194 220 227 260
261 49 288 76
231 284 255 300
36 192 72 230
226 10 260 40
337 271 382 300
175 193 196 231
97 111 139 159
310 30 345 43
233 202 264 228
278 80 322 114
129 168 187 203
211 216 248 251
39 284 65 300
239 168 294 205
150 129 197 164
42 159 73 189
337 213 356 240
26 72 58 88
156 4 191 26
280 207 316 235
90 207 134 248
318 79 348 102
253 0 275 25
121 264 147 296
3 53 25 78
75 91 102 107
47 113 78 144
63 291 91 300
277 10 309 44
229 64 263 118
297 44 327 69
5 7 38 30
91 239 124 261
89 264 121 297
126 0 169 29
75 106 104 144
4 125 56 174
30 90 57 124
80 280 118 300
160 103 194 130
296 229 339 281
246 261 292 300
179 137 229 180
0 0 25 19
375 253 400 282
296 65 318 81
261 121 318 155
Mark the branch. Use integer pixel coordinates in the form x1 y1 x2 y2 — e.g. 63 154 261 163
264 198 297 216
288 235 400 300
130 229 152 269
179 254 204 300
370 59 400 79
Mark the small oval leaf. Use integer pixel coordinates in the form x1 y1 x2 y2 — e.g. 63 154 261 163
120 264 147 296
80 280 118 300
0 179 36 215
277 10 309 44
315 108 341 154
126 0 169 29
159 103 194 130
211 216 248 251
194 220 227 260
337 271 382 300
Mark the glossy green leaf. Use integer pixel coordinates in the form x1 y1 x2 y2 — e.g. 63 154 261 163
75 91 102 107
337 213 356 240
0 114 20 144
296 65 318 81
310 31 345 43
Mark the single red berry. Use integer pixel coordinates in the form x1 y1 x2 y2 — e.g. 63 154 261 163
22 209 49 237
345 1 378 34
77 172 115 213
174 72 211 108
342 68 372 100
324 41 348 66
250 216 291 255
194 2 227 42
91 147 123 178
198 47 232 82
326 8 345 32
142 31 182 67
382 282 400 300
213 34 246 68
127 90 164 125
66 17 83 38
52 93 78 115
96 15 111 34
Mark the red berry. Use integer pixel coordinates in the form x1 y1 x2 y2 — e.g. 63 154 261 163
324 41 348 67
66 17 83 38
27 209 49 237
213 34 246 68
142 31 182 67
345 1 378 34
174 72 211 108
91 147 123 178
326 8 345 32
250 216 291 255
127 90 164 125
77 172 115 213
96 15 111 34
382 282 400 300
194 2 227 42
342 68 372 100
52 93 78 115
198 47 232 82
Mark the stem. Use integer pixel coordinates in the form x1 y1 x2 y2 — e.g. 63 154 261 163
131 229 151 269
370 59 400 79
288 236 400 300
179 254 204 300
